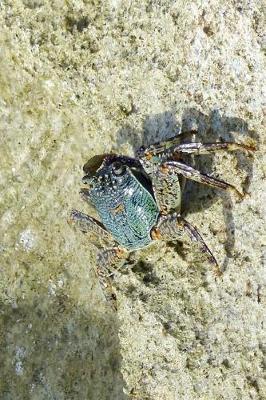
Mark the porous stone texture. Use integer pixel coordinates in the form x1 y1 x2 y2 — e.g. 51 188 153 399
0 0 265 399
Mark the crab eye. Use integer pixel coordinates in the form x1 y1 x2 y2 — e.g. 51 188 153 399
112 161 125 176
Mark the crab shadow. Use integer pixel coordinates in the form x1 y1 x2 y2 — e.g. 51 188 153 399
116 108 257 270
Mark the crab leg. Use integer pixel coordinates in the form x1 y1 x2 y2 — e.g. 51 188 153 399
69 209 115 244
98 245 128 310
97 247 128 268
69 210 128 309
96 265 118 310
136 130 197 159
96 248 127 311
152 167 183 214
138 136 254 166
160 161 243 198
171 141 255 155
151 213 220 275
97 248 128 310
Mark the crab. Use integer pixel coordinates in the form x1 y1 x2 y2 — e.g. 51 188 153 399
70 131 254 308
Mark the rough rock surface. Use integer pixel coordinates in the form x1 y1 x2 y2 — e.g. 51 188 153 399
0 1 265 399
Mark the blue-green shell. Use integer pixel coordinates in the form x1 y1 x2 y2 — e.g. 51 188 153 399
89 168 159 250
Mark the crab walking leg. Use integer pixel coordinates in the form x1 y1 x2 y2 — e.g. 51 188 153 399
151 214 221 274
136 130 197 160
138 130 197 153
160 161 243 198
97 247 128 269
69 210 127 309
69 209 116 244
96 247 128 310
152 168 183 214
138 130 254 159
96 266 118 311
69 211 128 268
171 141 255 155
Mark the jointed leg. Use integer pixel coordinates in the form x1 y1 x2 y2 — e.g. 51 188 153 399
69 210 128 309
152 168 183 214
136 130 197 161
96 247 128 310
96 265 118 310
69 209 115 245
160 161 243 199
151 213 221 275
97 247 128 270
70 210 127 268
171 141 255 156
137 130 254 161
